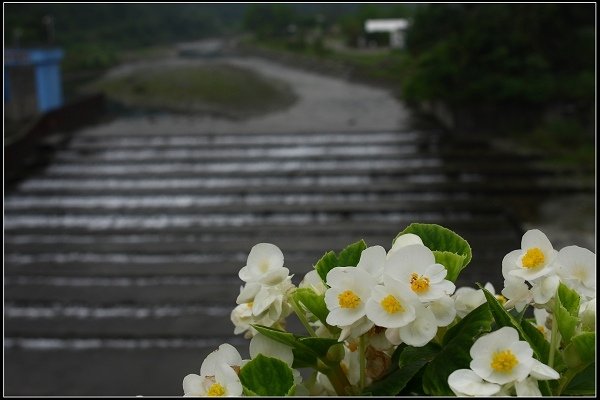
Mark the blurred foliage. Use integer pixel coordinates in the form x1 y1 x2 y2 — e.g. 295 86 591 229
401 4 595 109
4 3 246 71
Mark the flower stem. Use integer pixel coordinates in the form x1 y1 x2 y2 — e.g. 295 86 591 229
324 363 352 396
290 297 317 337
548 307 559 368
359 335 367 391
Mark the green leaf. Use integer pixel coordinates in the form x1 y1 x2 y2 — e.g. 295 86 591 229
554 296 579 343
396 223 472 282
362 343 440 396
292 288 330 327
239 354 294 396
314 251 338 282
422 302 493 395
557 282 580 316
520 318 551 364
252 325 341 369
561 362 596 395
336 239 367 267
564 332 595 368
298 337 341 359
432 251 466 282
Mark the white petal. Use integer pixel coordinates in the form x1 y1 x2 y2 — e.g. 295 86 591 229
357 245 387 281
182 374 204 396
217 344 243 368
261 267 290 285
250 333 294 367
522 229 554 256
529 359 560 380
557 245 596 295
515 377 542 396
299 270 327 295
448 369 501 397
247 243 284 271
384 327 402 345
425 263 448 283
252 287 276 315
470 327 520 361
428 296 457 327
388 233 424 256
502 250 522 279
326 306 365 326
215 363 243 396
398 305 437 346
531 275 560 305
236 282 261 304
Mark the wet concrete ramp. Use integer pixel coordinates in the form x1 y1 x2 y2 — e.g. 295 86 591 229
4 128 591 395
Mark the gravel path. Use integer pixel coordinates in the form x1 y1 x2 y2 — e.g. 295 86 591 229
80 54 411 136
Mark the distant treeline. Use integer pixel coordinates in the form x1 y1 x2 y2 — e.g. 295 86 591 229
4 3 250 71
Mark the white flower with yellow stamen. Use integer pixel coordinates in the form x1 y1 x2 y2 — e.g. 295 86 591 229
555 245 596 299
183 343 243 397
183 363 242 397
365 278 419 328
469 327 535 385
502 229 557 282
384 244 455 302
324 267 376 328
239 243 289 285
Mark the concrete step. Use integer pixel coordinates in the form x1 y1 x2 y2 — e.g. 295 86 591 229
13 177 593 196
4 338 249 395
4 275 243 304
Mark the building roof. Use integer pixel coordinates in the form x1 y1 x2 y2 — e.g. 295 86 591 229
364 19 409 33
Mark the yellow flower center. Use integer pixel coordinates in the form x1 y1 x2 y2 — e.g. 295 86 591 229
247 301 253 308
207 383 226 397
495 294 507 305
380 294 405 314
259 260 270 272
490 349 519 373
338 290 361 309
522 248 545 269
537 325 546 335
410 273 430 293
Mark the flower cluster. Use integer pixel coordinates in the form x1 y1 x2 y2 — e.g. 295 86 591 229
181 224 596 397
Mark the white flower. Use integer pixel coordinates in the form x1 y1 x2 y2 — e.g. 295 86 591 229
529 358 560 380
183 363 242 397
251 276 294 316
239 243 289 285
531 275 560 305
385 301 438 347
533 307 551 341
357 245 387 283
428 295 457 327
555 245 596 299
324 267 376 327
448 369 501 397
231 302 254 336
183 344 243 397
384 244 455 302
503 229 557 282
453 283 496 318
388 233 424 258
469 327 534 384
514 376 542 396
502 277 533 312
341 341 361 386
365 278 419 328
338 315 374 341
299 270 327 295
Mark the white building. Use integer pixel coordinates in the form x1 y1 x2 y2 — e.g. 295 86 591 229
364 19 409 49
